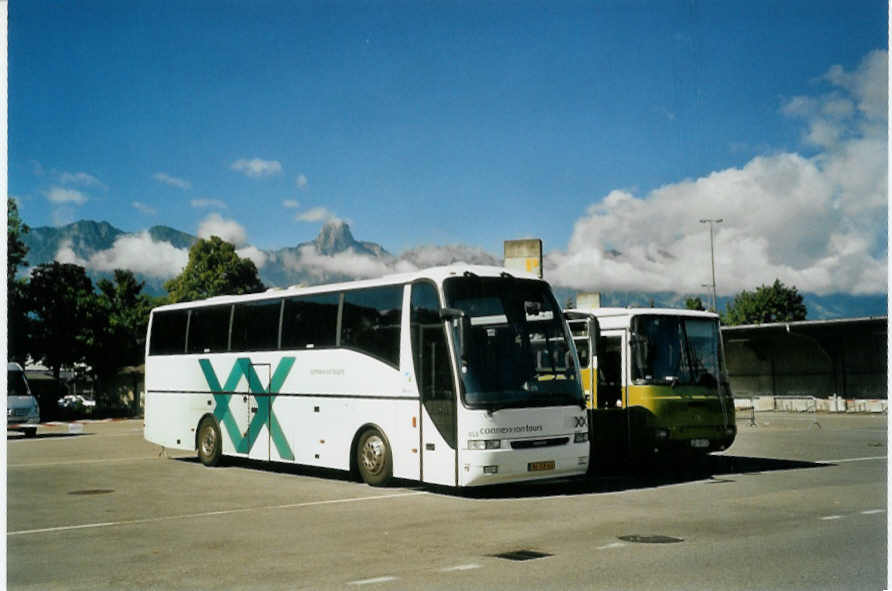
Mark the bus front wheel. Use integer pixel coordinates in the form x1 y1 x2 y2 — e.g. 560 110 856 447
197 418 222 467
357 429 392 487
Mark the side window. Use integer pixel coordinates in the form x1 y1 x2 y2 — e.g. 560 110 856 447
411 282 456 448
231 299 281 352
281 293 340 350
187 305 232 354
149 310 189 355
341 285 403 367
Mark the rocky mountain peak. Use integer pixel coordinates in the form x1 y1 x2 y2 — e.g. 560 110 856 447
313 219 357 255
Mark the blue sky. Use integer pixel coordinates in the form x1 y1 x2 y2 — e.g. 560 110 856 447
9 1 888 296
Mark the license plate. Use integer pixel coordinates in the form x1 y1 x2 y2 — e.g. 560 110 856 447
528 460 555 472
691 439 710 449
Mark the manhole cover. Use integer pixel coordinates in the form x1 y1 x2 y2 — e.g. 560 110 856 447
492 550 552 561
618 535 683 544
68 489 114 495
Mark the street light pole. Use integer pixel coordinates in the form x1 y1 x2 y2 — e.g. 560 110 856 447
699 218 723 312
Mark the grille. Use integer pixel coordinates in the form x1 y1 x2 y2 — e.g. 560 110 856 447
510 437 569 450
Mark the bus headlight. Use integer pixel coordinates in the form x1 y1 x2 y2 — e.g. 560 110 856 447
574 432 588 443
468 439 501 450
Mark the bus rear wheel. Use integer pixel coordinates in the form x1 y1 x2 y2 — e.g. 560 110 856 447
197 418 222 467
357 429 392 487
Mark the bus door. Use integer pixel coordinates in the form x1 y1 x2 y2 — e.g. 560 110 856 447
247 362 272 461
593 332 629 463
411 282 458 486
564 313 598 410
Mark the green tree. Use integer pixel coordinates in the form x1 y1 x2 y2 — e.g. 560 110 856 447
685 297 706 311
7 198 31 363
164 236 265 303
721 279 807 326
28 263 99 412
8 197 29 278
86 270 154 407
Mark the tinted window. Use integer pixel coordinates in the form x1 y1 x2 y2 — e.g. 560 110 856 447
7 370 30 396
341 285 403 367
231 299 281 352
149 310 189 355
187 305 232 354
281 293 340 349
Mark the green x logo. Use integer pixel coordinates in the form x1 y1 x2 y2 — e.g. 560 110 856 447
199 357 296 461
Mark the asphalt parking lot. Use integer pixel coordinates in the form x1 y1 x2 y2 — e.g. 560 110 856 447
6 412 887 590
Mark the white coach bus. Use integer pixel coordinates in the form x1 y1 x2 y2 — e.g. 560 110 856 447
144 265 589 487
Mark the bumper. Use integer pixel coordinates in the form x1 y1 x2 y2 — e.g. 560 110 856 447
655 424 737 453
458 442 589 486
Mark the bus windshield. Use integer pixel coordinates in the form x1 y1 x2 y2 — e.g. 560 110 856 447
630 315 722 389
443 275 582 411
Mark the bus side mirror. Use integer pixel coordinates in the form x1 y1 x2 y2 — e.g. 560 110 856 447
438 307 465 321
439 307 470 362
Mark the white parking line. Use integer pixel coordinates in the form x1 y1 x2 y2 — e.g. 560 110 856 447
820 515 844 520
7 491 427 537
347 576 399 586
440 564 482 572
597 542 627 550
817 455 886 464
8 457 166 468
861 509 885 515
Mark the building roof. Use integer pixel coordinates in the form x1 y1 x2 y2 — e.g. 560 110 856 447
722 316 887 333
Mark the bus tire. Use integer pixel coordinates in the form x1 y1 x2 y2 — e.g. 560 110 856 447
24 427 37 438
356 428 392 487
197 417 223 467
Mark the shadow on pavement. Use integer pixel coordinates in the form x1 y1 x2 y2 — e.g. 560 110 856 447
7 432 92 440
432 455 829 500
173 455 362 484
173 452 828 499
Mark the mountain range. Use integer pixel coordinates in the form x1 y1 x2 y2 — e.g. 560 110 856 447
20 219 887 320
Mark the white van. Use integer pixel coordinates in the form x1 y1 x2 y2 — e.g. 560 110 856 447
8 362 39 437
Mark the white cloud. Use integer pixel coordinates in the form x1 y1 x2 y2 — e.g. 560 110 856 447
236 245 269 269
132 201 157 215
54 234 189 279
296 206 337 223
153 172 191 190
60 171 106 189
399 244 500 268
231 158 283 178
784 49 888 148
191 198 228 209
283 199 300 209
46 187 88 205
287 245 403 280
54 239 88 266
197 213 248 247
296 174 308 190
547 50 888 297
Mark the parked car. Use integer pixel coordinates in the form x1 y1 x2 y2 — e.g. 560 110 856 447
58 394 97 409
7 362 39 437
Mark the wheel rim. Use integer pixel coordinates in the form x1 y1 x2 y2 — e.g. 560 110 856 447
360 434 386 475
200 425 217 457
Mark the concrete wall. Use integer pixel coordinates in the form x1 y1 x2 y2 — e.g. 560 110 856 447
733 395 887 413
722 317 887 406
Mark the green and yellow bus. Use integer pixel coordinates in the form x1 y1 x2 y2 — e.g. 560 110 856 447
567 307 736 467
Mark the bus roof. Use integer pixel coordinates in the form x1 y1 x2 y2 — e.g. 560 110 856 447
570 307 719 319
152 264 542 313
566 307 719 331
